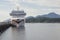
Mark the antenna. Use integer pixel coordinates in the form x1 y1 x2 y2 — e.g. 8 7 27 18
17 6 20 11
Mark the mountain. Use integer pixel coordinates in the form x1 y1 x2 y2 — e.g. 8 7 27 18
42 12 60 18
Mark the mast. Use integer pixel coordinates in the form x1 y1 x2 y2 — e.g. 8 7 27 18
16 5 20 11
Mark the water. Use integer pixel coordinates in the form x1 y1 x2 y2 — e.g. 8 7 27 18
0 23 60 40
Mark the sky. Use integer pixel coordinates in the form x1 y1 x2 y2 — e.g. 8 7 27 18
0 0 60 21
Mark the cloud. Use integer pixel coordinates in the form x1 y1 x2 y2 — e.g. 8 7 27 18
5 0 25 10
20 0 60 16
4 0 60 9
21 2 60 9
0 0 60 21
10 0 60 16
24 0 60 7
0 10 11 22
6 0 19 6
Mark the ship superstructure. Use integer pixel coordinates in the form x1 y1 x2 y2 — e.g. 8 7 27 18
10 7 26 27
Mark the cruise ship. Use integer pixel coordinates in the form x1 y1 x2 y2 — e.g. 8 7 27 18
10 8 26 28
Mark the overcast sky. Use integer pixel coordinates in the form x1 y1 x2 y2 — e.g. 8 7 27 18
0 0 60 21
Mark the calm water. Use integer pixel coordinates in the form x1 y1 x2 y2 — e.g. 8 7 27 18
0 23 60 40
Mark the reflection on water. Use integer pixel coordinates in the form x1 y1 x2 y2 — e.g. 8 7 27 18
11 27 25 40
0 26 25 40
0 23 60 40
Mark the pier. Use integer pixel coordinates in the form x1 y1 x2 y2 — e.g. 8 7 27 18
0 22 11 33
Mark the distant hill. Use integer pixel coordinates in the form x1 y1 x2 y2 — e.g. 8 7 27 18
26 12 60 23
42 12 60 18
3 12 60 23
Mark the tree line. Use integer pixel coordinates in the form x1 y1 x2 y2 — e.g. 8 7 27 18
25 16 60 23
